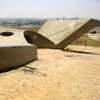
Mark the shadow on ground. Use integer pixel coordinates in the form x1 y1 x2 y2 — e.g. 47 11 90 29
64 48 100 55
23 65 47 76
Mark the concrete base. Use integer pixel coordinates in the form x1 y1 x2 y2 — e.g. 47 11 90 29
0 44 37 72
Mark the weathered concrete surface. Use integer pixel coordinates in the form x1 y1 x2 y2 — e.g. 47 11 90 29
1 19 99 49
24 31 55 48
0 28 37 72
0 45 37 72
33 19 100 49
0 28 28 45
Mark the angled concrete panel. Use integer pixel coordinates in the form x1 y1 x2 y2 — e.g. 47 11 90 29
27 19 100 49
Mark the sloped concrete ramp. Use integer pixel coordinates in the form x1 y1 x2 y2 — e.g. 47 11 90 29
27 19 100 49
0 28 37 72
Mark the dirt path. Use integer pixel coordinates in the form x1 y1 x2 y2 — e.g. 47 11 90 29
0 45 100 100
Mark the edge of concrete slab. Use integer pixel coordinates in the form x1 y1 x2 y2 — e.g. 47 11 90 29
0 44 37 72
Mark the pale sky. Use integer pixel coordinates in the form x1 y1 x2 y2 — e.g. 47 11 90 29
0 0 100 19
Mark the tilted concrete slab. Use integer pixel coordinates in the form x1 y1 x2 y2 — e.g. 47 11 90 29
25 19 100 49
0 28 37 72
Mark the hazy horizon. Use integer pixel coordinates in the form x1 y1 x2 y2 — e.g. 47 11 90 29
0 0 100 19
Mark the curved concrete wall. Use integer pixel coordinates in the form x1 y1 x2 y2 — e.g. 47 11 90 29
24 31 55 48
22 19 100 49
0 45 37 72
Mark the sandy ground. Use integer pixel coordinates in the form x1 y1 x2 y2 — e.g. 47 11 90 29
0 45 100 100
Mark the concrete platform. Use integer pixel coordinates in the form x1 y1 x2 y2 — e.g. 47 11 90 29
0 28 28 45
0 28 37 72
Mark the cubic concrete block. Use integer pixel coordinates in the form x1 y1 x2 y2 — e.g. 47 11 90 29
0 28 37 72
0 45 37 72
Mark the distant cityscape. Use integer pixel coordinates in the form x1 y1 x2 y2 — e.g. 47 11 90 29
0 18 46 27
0 18 100 27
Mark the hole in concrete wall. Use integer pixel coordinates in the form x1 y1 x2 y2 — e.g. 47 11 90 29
0 32 14 36
90 31 96 34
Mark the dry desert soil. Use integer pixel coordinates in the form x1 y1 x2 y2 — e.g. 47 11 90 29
0 45 100 100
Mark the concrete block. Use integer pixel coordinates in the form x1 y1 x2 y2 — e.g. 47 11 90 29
0 44 37 72
0 28 37 72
